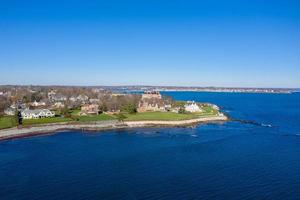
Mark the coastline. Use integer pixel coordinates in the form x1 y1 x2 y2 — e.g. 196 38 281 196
0 116 228 141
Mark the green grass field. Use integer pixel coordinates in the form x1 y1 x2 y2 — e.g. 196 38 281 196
124 112 198 121
0 116 17 129
70 109 81 115
0 113 116 128
22 113 115 125
198 106 218 116
23 117 73 125
69 109 116 122
72 114 115 122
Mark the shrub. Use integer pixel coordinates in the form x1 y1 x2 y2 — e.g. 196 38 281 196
178 107 186 114
121 103 137 114
114 113 127 122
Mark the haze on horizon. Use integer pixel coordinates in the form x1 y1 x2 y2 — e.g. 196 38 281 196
0 0 299 88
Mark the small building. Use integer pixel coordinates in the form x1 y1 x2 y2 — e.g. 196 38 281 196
105 110 120 115
69 96 77 102
164 104 172 111
111 93 127 97
47 90 56 100
70 95 89 103
171 107 181 113
30 100 46 107
184 101 202 113
49 94 67 102
77 95 89 102
51 102 65 109
21 109 55 119
9 103 27 111
4 107 15 116
89 98 100 104
80 104 99 115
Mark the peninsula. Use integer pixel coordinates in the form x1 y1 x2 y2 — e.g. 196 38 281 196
0 87 228 140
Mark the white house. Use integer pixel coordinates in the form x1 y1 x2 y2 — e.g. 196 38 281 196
49 93 67 102
89 98 100 104
69 96 77 102
184 101 202 113
30 100 46 107
47 90 56 100
77 94 89 102
52 102 65 109
70 95 89 103
21 109 55 119
4 107 15 116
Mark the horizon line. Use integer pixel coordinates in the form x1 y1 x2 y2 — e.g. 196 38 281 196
0 84 298 90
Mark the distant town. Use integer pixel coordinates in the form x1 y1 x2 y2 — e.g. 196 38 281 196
101 86 295 94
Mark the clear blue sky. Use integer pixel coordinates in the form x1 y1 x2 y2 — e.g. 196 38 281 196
0 0 299 88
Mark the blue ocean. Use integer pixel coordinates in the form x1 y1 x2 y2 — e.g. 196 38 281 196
1 92 300 200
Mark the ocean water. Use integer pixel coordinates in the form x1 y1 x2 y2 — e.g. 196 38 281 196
1 92 300 200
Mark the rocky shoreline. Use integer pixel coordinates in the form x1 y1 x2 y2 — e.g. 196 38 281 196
0 116 228 141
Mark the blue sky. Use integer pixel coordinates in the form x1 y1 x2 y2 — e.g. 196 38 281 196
0 0 299 87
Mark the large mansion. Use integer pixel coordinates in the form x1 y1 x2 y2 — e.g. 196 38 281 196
80 104 99 115
137 91 169 112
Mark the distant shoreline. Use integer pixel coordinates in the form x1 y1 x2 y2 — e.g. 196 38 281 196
1 85 296 94
100 86 295 94
156 90 292 94
130 89 293 94
0 116 228 141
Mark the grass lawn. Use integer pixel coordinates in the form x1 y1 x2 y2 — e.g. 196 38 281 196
70 109 81 115
198 106 219 116
72 113 116 122
0 116 17 129
23 117 73 125
22 113 115 125
124 112 199 121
